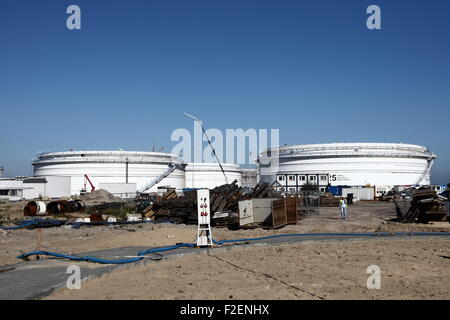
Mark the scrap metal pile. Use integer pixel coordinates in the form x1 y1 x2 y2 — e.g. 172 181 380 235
142 180 284 227
394 187 449 223
22 190 128 221
23 199 86 216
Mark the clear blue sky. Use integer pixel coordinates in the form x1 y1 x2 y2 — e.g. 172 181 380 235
0 0 449 184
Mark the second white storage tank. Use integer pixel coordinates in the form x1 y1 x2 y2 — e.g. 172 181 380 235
185 163 242 189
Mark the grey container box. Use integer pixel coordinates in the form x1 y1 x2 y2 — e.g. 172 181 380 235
238 199 276 227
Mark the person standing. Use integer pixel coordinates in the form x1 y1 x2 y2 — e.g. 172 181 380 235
339 197 348 219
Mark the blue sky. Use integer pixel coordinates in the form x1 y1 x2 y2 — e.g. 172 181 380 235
0 0 449 184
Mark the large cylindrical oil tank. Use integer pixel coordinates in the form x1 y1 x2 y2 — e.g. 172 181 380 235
185 162 242 189
33 151 186 194
258 143 436 190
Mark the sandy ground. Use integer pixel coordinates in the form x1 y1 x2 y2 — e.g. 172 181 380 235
46 238 450 300
1 201 449 268
0 223 198 266
1 201 450 299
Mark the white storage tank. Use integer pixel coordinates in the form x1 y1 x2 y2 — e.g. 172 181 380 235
185 162 242 189
98 183 137 199
259 143 436 191
33 150 186 195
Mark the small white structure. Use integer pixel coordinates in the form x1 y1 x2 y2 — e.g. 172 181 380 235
185 162 242 189
238 198 275 227
22 176 71 199
342 186 376 201
0 176 71 201
0 179 26 201
196 189 212 247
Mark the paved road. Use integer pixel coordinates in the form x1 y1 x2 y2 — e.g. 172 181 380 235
1 233 449 300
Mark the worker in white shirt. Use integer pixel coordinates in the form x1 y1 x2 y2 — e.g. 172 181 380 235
339 198 348 219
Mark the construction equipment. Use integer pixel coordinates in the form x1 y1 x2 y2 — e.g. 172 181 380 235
139 163 187 194
80 175 95 194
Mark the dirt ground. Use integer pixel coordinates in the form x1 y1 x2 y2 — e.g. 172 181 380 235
2 201 449 268
46 238 450 300
1 201 450 299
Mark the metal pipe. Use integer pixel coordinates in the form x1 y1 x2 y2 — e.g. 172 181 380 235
23 201 46 216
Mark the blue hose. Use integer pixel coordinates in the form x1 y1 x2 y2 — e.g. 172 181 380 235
0 219 65 230
1 218 174 230
17 243 196 264
213 231 450 244
16 231 450 264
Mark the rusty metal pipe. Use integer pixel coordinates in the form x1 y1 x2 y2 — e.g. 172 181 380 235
23 201 46 216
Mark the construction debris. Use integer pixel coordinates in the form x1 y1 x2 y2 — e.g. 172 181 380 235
47 200 85 215
22 189 125 217
23 201 46 216
146 180 287 228
395 187 449 223
270 197 299 228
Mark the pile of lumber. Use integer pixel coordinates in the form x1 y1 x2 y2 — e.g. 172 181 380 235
243 181 280 199
210 181 242 213
149 190 198 224
147 180 281 225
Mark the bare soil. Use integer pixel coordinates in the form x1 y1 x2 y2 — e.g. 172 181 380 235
46 238 450 300
1 201 449 299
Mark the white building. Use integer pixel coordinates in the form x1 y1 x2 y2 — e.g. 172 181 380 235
0 179 26 201
258 143 436 193
22 176 71 199
0 176 71 201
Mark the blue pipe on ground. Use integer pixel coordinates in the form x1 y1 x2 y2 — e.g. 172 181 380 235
0 218 174 230
16 231 450 264
17 243 197 264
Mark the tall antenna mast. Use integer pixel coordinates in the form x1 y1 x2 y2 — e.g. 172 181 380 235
184 113 229 184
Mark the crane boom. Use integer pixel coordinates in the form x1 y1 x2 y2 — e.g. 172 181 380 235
84 174 95 192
